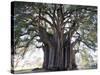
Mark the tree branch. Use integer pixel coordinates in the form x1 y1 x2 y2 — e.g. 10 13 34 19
39 16 53 27
44 11 56 26
81 40 96 51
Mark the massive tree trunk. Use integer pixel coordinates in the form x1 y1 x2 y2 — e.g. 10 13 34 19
41 30 77 70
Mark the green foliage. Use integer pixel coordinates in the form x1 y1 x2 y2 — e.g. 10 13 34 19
12 2 97 55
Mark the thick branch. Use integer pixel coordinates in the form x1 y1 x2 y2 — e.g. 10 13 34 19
39 16 53 27
44 11 56 26
38 26 53 46
81 40 96 51
17 34 39 48
71 38 80 48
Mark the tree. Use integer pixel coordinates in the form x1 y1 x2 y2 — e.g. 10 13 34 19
11 2 97 70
